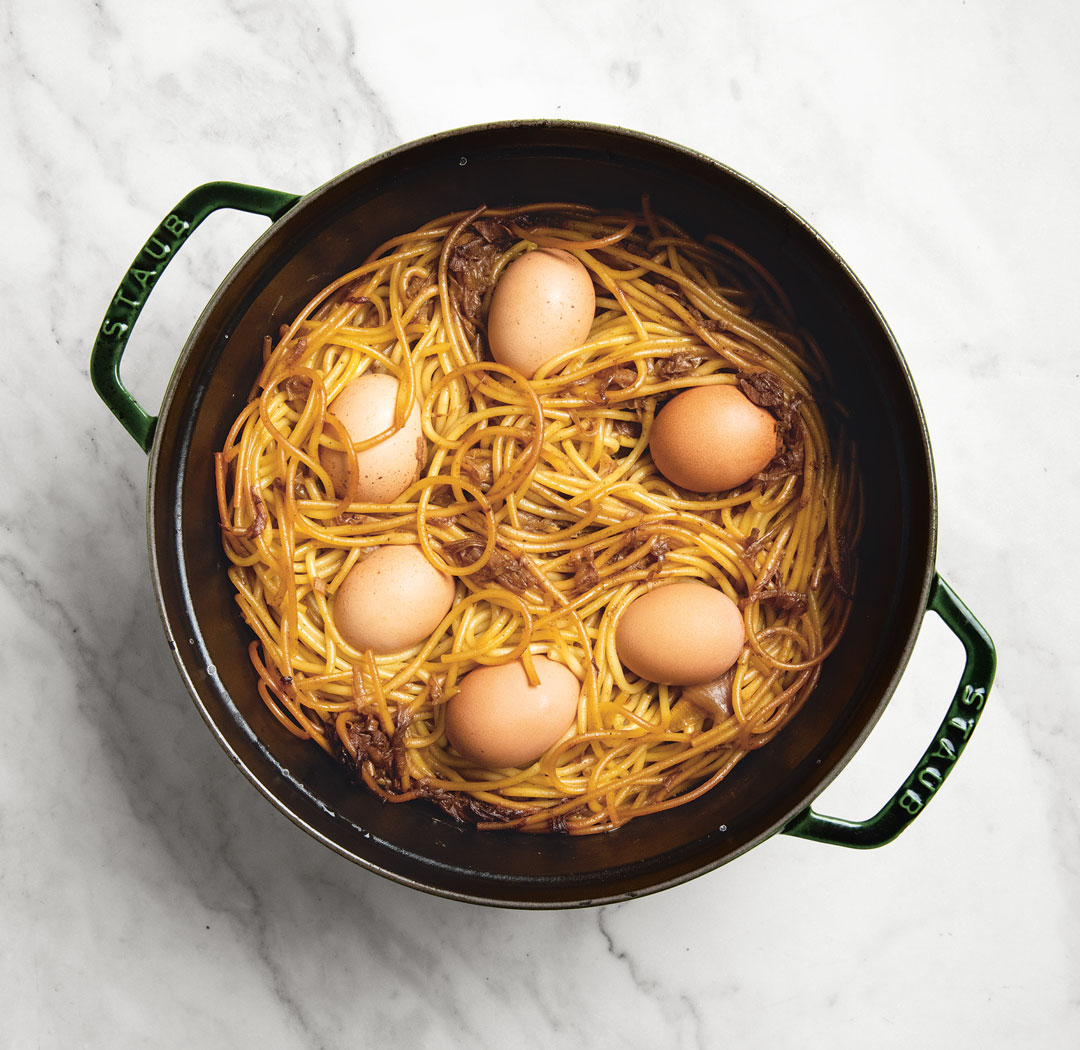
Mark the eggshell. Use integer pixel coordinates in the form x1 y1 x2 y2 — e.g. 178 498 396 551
333 544 455 654
445 656 581 769
487 248 596 378
615 581 745 686
649 384 777 493
321 372 425 502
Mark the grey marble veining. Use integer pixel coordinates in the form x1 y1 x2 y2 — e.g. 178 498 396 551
2 0 1078 1046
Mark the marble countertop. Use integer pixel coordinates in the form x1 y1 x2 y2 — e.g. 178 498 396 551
3 0 1077 1045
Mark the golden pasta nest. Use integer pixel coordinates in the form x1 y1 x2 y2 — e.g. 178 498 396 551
215 202 860 834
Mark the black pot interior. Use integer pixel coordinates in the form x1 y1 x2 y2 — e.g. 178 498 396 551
150 122 935 907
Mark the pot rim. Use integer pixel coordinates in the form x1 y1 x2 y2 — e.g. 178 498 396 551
144 119 940 907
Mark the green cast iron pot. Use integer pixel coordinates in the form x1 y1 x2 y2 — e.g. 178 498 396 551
90 121 996 908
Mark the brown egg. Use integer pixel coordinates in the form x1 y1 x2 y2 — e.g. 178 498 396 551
614 581 745 686
487 248 596 378
320 372 425 502
649 384 777 493
333 544 455 654
445 656 581 769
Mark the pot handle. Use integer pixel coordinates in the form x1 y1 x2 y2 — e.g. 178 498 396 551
90 182 301 453
782 574 995 848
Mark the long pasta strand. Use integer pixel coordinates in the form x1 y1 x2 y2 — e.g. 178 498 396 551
217 202 860 834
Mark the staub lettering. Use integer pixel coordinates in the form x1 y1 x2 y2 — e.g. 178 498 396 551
100 213 189 340
100 318 127 339
143 236 171 260
899 790 923 814
947 714 977 740
129 268 157 289
161 213 189 237
897 682 984 820
930 737 957 763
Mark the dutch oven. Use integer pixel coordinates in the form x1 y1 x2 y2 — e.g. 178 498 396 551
90 121 996 908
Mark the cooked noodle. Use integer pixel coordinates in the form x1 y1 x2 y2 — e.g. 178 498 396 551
215 201 860 834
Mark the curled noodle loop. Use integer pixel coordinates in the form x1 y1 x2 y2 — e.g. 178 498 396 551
217 202 860 834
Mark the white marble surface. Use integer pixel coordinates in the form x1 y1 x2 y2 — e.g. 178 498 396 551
2 0 1077 1045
